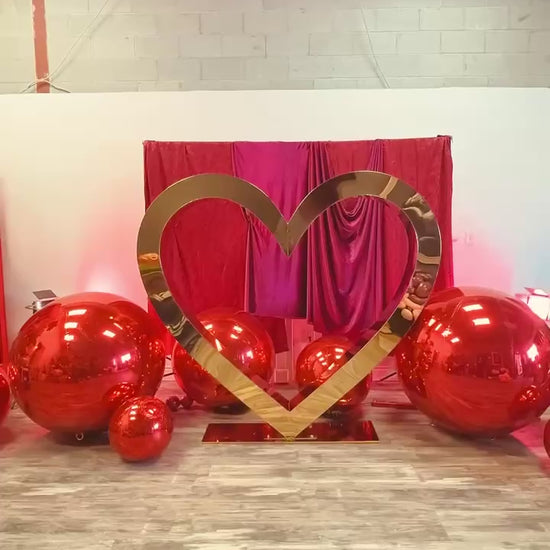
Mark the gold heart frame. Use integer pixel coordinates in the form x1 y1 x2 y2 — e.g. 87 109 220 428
137 171 441 440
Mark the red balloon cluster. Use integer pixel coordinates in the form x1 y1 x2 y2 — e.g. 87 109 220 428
0 369 10 427
9 292 165 434
109 396 173 462
295 335 372 414
172 309 275 409
396 287 550 437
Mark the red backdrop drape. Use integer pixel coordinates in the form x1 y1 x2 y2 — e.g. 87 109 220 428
143 137 453 352
234 142 309 319
307 140 390 340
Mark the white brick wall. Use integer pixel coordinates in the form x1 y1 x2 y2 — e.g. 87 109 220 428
201 13 243 35
397 31 440 53
244 11 287 34
267 33 309 56
0 0 35 91
441 31 484 53
486 30 529 53
221 34 265 57
1 0 549 93
370 8 420 31
157 58 200 80
421 8 464 30
465 7 508 30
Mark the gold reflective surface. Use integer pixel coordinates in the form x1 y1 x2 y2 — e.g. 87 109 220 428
137 171 441 440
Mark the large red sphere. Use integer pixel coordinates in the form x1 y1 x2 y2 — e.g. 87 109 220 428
544 421 550 458
8 292 165 434
109 396 173 462
296 335 372 413
172 309 275 409
0 369 10 426
396 287 550 437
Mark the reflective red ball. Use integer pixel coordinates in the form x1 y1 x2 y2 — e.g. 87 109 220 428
396 287 550 437
103 382 138 416
296 335 372 413
9 292 165 434
172 308 274 409
544 421 550 458
0 369 10 426
109 396 173 462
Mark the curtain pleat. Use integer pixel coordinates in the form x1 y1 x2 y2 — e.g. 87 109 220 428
233 142 309 319
307 140 389 338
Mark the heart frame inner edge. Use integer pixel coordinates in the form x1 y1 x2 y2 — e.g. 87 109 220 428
137 171 441 439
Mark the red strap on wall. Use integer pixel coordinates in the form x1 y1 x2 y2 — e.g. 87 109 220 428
32 0 50 93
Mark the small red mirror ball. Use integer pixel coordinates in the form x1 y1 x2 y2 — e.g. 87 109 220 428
109 397 173 462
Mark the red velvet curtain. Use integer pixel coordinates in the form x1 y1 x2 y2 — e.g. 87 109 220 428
144 141 246 317
233 142 309 318
382 137 454 297
143 137 453 350
307 140 389 338
144 141 246 353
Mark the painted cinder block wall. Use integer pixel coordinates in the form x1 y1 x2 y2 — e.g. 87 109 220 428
1 0 549 93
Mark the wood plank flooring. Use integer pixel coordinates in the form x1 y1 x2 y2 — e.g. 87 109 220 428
1 369 550 549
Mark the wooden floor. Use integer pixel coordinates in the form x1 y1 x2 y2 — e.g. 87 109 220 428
1 370 550 550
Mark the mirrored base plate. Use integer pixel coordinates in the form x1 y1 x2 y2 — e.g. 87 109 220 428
202 420 379 443
370 400 415 409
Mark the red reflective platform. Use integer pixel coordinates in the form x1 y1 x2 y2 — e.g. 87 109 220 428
370 400 415 410
202 421 379 443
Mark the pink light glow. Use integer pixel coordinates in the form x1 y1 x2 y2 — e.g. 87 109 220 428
452 223 514 292
472 317 491 326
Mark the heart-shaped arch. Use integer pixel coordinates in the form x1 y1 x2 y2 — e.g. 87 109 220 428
137 171 441 439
